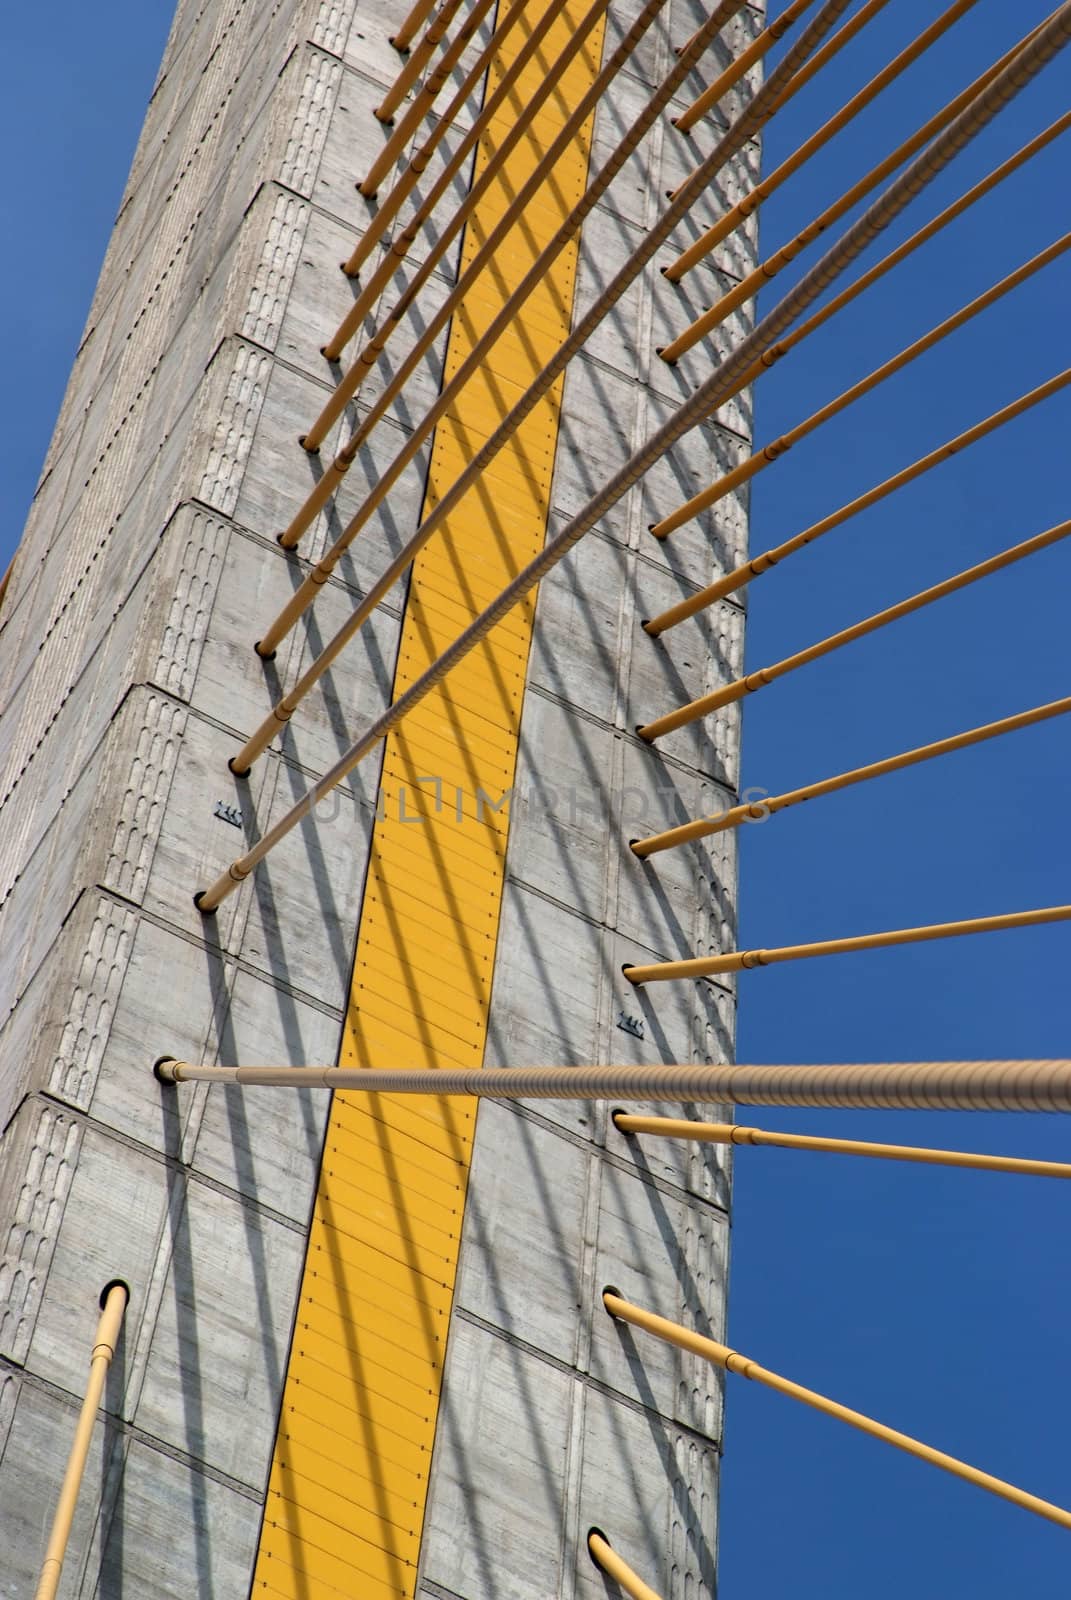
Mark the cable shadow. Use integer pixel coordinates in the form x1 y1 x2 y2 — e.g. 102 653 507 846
264 573 396 783
201 920 288 1399
156 1078 215 1600
96 1308 127 1599
225 746 358 1119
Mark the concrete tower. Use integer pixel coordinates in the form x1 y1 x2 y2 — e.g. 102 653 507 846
0 0 759 1593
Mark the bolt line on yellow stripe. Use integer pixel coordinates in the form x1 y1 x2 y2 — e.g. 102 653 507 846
154 1057 1071 1112
622 904 1071 986
638 517 1071 741
198 10 1071 903
612 1113 1071 1179
645 365 1071 631
651 229 1071 539
630 694 1071 856
664 0 983 290
603 1294 1071 1531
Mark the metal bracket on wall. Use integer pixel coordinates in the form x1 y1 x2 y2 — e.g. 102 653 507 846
213 801 244 828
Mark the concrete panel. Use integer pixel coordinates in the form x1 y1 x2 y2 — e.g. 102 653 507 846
312 57 396 224
665 132 763 287
86 1436 262 1599
0 1379 118 1600
230 352 431 590
134 1180 305 1483
607 1104 732 1253
604 0 763 121
185 520 402 781
590 70 755 245
133 703 371 1010
526 527 632 730
223 743 373 1004
273 202 371 372
420 1316 574 1600
393 124 481 283
0 1363 18 1458
82 916 218 1156
353 266 456 434
456 1102 590 1363
552 353 751 595
487 879 735 1139
0 740 110 1063
575 1390 721 1600
504 691 735 947
23 1126 166 1401
0 1099 83 1365
188 966 338 1222
589 1157 727 1433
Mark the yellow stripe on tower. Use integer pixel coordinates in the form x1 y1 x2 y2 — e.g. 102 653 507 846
252 2 604 1595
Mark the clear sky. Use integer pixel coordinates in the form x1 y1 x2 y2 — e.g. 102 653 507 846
2 1 1069 1595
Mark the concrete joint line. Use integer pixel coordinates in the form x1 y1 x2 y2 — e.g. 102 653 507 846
454 1308 726 1452
31 1091 308 1235
495 1096 732 1219
0 1353 265 1501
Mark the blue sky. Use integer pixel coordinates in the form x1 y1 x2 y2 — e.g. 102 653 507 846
2 1 1068 1594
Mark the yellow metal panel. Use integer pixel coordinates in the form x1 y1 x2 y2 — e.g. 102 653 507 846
271 1415 432 1510
260 1501 418 1592
317 1153 465 1223
347 984 485 1059
331 1092 473 1151
253 0 603 1592
326 1097 470 1169
345 993 487 1064
321 1137 464 1211
358 876 501 942
280 1395 437 1482
295 1307 444 1393
385 704 525 763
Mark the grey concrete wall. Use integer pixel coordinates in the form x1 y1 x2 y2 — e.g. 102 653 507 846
0 0 759 1593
